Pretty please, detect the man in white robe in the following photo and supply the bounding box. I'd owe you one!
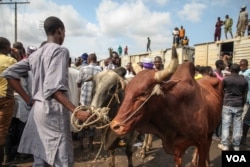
[1,16,90,167]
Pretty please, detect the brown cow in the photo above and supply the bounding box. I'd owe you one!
[110,47,223,167]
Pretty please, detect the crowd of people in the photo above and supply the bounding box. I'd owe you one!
[1,11,250,167]
[194,57,250,151]
[0,20,174,165]
[214,5,249,41]
[172,25,189,47]
[0,16,91,167]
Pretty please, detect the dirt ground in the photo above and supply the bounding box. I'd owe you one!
[9,131,250,167]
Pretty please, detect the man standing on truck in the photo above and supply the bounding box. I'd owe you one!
[236,5,248,37]
[214,17,224,41]
[224,15,233,39]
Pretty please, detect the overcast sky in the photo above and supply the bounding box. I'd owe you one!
[0,0,249,60]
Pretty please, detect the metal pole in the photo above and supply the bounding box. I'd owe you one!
[0,1,30,42]
[15,2,17,42]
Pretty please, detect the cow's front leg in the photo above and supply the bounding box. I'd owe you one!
[109,150,115,167]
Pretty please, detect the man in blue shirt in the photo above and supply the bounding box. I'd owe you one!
[239,59,250,145]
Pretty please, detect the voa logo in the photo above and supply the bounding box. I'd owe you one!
[226,155,247,162]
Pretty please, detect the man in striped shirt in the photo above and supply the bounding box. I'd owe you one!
[76,53,102,150]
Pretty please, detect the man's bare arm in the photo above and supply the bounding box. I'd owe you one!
[52,91,90,121]
[7,78,31,105]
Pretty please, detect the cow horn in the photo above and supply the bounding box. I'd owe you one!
[154,46,179,82]
[119,76,126,90]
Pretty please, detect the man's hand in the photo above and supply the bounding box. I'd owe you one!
[75,110,91,122]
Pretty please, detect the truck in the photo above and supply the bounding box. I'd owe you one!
[119,46,195,68]
[194,36,250,68]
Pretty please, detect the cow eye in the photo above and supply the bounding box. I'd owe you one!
[108,84,117,94]
[136,91,149,101]
[141,92,147,97]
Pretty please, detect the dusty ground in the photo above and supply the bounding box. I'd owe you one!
[9,131,250,167]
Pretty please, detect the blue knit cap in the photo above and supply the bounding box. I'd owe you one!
[81,53,88,60]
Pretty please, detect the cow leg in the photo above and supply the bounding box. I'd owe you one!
[136,134,148,158]
[174,156,183,167]
[125,145,133,167]
[173,149,185,167]
[190,147,198,167]
[170,138,194,167]
[172,144,185,167]
[197,140,209,167]
[146,134,153,152]
[190,148,209,167]
[205,135,213,167]
[189,133,213,167]
[125,130,137,167]
[109,150,115,167]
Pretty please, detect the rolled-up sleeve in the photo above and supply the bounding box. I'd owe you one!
[43,47,69,100]
[1,58,30,79]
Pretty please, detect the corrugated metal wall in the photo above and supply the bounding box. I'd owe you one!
[99,46,195,69]
[233,38,250,64]
[207,43,221,68]
[194,42,220,68]
[194,44,208,66]
[194,38,250,68]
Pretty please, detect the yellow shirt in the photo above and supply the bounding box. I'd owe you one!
[194,73,203,80]
[182,39,189,45]
[0,54,17,97]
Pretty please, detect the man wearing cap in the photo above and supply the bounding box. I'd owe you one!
[142,58,154,69]
[236,5,248,37]
[81,53,88,66]
[26,46,37,57]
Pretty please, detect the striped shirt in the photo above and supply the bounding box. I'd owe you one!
[76,63,102,105]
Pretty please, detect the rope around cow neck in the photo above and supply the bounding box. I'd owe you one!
[70,83,121,131]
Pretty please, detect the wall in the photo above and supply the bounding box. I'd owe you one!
[194,37,250,69]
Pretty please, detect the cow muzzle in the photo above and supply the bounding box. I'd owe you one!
[110,120,128,136]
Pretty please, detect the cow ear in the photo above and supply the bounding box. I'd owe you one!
[161,79,180,91]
